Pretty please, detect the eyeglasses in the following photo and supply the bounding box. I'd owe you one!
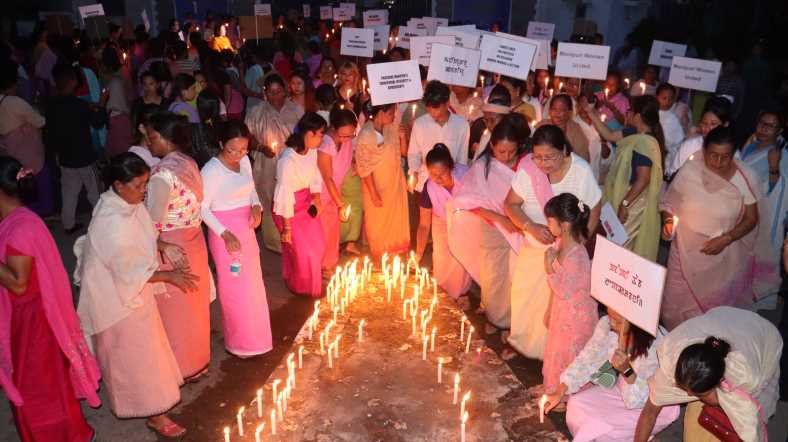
[532,153,562,163]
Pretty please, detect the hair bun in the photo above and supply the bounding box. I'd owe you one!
[703,336,731,358]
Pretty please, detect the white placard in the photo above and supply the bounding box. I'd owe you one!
[600,203,629,246]
[141,9,150,32]
[668,56,721,93]
[410,35,454,66]
[526,21,555,41]
[302,4,311,18]
[591,236,666,336]
[363,9,388,27]
[320,6,332,20]
[339,2,356,16]
[446,24,477,32]
[648,40,687,68]
[554,42,611,81]
[422,17,448,36]
[78,4,105,19]
[371,25,390,51]
[367,60,424,106]
[333,7,352,22]
[427,43,481,88]
[254,3,272,16]
[479,33,537,80]
[495,32,550,71]
[396,26,428,49]
[340,27,374,58]
[436,26,480,49]
[407,18,429,34]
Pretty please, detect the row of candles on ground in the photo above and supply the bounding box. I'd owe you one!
[222,252,479,440]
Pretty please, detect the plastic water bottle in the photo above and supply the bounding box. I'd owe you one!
[230,253,242,277]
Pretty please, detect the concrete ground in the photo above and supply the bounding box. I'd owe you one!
[0,207,786,441]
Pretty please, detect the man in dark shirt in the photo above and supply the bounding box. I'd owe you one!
[45,63,107,233]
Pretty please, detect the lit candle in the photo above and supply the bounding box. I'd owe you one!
[460,391,471,419]
[387,281,392,302]
[539,394,548,424]
[224,426,230,442]
[604,87,609,100]
[334,334,341,357]
[461,411,468,442]
[346,89,352,102]
[438,357,444,383]
[465,326,474,353]
[342,203,352,221]
[362,79,367,91]
[277,393,283,419]
[298,345,304,368]
[549,88,554,97]
[453,373,460,404]
[257,388,264,417]
[601,114,607,122]
[543,77,549,90]
[473,91,478,98]
[319,331,325,354]
[432,277,437,299]
[271,141,278,155]
[270,409,277,435]
[358,319,365,343]
[272,379,280,403]
[328,343,333,368]
[559,81,563,92]
[671,215,679,240]
[411,312,417,336]
[430,327,437,351]
[325,33,329,39]
[468,105,474,120]
[403,299,410,320]
[422,334,429,360]
[255,423,264,442]
[480,74,485,86]
[624,78,630,88]
[460,315,466,341]
[237,406,245,436]
[639,81,646,95]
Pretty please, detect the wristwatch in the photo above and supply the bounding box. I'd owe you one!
[622,366,635,378]
[621,199,631,208]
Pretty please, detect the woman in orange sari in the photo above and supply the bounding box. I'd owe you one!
[356,101,410,258]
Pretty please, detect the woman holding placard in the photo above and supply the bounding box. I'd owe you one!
[584,95,665,261]
[542,309,679,441]
[660,127,759,330]
[634,307,780,442]
[503,125,601,360]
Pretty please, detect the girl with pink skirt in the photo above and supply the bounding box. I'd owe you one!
[273,113,328,297]
[201,121,272,357]
[317,108,357,273]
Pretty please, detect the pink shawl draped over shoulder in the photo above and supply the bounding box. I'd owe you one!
[426,165,469,219]
[0,208,101,407]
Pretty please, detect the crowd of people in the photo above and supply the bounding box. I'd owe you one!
[0,7,786,442]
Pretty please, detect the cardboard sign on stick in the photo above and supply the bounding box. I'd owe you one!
[495,32,550,71]
[302,4,311,18]
[591,236,666,336]
[396,26,428,49]
[668,56,721,93]
[427,43,481,88]
[436,26,480,49]
[554,42,611,81]
[254,3,272,16]
[367,60,424,106]
[363,10,388,27]
[371,25,391,52]
[320,6,332,20]
[340,27,374,58]
[648,40,687,68]
[479,33,537,80]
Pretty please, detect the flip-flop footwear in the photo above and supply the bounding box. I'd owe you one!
[146,420,186,439]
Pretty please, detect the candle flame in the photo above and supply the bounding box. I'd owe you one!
[407,172,416,192]
[601,114,607,122]
[342,204,352,220]
[462,411,469,423]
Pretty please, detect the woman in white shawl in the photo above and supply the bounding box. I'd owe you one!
[635,307,782,442]
[75,153,198,438]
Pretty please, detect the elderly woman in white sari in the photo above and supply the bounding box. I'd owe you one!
[75,153,198,438]
[635,307,782,442]
[245,73,305,253]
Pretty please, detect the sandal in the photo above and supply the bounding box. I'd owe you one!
[146,420,186,438]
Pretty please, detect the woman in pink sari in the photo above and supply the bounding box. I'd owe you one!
[145,112,213,379]
[660,127,760,330]
[201,121,272,357]
[415,144,472,299]
[273,113,327,297]
[0,156,101,441]
[450,115,527,334]
[317,108,358,273]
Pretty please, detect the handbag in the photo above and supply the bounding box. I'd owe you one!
[697,405,743,442]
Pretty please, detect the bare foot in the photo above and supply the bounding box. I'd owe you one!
[344,242,361,255]
[146,414,186,438]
